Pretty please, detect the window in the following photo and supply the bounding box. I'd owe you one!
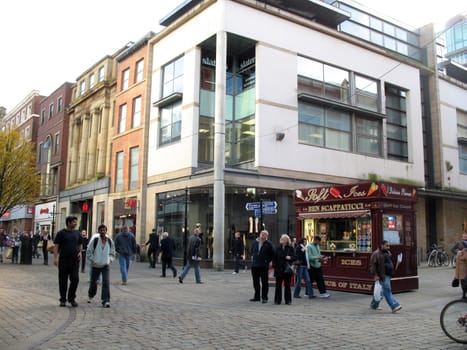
[385,84,408,161]
[89,73,95,88]
[162,56,184,97]
[355,75,379,112]
[57,97,63,112]
[79,81,86,95]
[54,133,60,155]
[160,101,182,145]
[115,152,124,192]
[383,214,403,244]
[41,110,45,125]
[132,96,142,128]
[129,147,139,190]
[457,109,467,174]
[49,103,54,119]
[118,104,127,133]
[98,66,105,82]
[459,143,467,174]
[135,59,144,83]
[25,126,31,139]
[122,69,130,90]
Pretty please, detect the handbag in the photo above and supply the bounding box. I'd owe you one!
[47,240,55,252]
[452,278,460,287]
[373,280,382,302]
[5,247,13,259]
[284,262,294,275]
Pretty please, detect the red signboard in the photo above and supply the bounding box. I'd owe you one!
[124,198,137,209]
[40,208,49,214]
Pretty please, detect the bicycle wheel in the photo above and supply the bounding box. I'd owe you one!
[440,299,467,344]
[452,255,457,268]
[442,252,450,267]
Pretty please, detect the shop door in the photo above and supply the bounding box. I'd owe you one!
[403,215,416,274]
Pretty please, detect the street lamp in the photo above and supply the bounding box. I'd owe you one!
[183,187,189,266]
[50,204,56,239]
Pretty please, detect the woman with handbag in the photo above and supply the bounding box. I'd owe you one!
[41,231,52,265]
[273,234,296,305]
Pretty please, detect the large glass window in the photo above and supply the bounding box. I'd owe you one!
[459,143,467,174]
[115,152,123,192]
[129,147,139,190]
[160,101,182,145]
[98,66,105,82]
[162,56,184,98]
[132,96,142,128]
[385,84,408,161]
[119,104,127,134]
[79,81,86,95]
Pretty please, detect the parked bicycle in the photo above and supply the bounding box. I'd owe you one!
[440,298,467,344]
[427,244,450,267]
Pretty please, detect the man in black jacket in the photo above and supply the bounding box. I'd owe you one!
[231,231,245,274]
[145,229,160,268]
[160,232,177,278]
[178,228,203,284]
[250,230,274,303]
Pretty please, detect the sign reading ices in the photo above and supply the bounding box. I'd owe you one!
[295,182,416,204]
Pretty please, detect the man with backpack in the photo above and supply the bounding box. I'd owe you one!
[87,224,115,308]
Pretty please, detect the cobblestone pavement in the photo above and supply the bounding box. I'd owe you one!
[0,257,466,350]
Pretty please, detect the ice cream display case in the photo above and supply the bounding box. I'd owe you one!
[295,182,418,294]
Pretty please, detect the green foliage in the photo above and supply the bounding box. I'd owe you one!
[0,129,40,216]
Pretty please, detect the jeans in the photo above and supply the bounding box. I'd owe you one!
[119,254,131,282]
[88,265,110,303]
[370,275,400,310]
[294,265,314,297]
[179,261,201,283]
[58,257,80,302]
[251,266,269,301]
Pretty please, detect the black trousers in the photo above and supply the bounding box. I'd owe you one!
[58,257,80,302]
[42,244,48,264]
[81,251,86,272]
[274,273,293,304]
[251,266,269,301]
[308,266,327,294]
[147,249,158,268]
[161,256,177,277]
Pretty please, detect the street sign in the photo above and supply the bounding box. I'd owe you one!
[246,201,277,211]
[262,201,277,209]
[245,202,261,210]
[254,208,277,217]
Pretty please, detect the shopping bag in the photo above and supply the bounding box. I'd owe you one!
[6,247,13,259]
[47,240,55,252]
[373,280,382,302]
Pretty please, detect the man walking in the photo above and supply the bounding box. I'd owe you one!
[87,224,115,308]
[178,228,203,284]
[145,228,160,269]
[370,240,402,312]
[160,232,177,278]
[307,236,330,298]
[250,230,274,303]
[53,216,83,307]
[232,231,245,274]
[115,226,137,286]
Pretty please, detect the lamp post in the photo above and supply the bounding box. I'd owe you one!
[51,204,56,239]
[183,187,188,266]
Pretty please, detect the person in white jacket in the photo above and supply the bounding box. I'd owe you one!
[86,225,115,308]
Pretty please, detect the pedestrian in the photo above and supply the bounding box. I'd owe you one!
[0,229,6,263]
[250,230,275,304]
[273,234,296,305]
[369,240,402,312]
[86,224,115,308]
[307,235,330,298]
[178,228,203,284]
[41,230,52,265]
[160,232,177,278]
[232,231,245,274]
[453,233,467,298]
[145,228,160,268]
[115,225,137,286]
[80,230,89,273]
[11,229,21,264]
[32,230,40,258]
[53,216,83,307]
[294,238,314,299]
[20,231,33,264]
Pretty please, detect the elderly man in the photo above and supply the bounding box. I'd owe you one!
[160,232,177,278]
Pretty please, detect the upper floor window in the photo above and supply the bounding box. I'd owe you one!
[135,59,144,83]
[54,133,60,155]
[118,104,127,133]
[98,66,105,82]
[57,97,63,112]
[49,103,54,119]
[129,147,139,190]
[122,69,130,90]
[457,109,467,174]
[89,73,95,89]
[115,152,124,192]
[79,81,86,95]
[132,96,142,128]
[162,56,184,98]
[160,101,182,145]
[385,84,408,162]
[41,110,46,125]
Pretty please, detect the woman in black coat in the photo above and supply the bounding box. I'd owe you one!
[273,234,296,305]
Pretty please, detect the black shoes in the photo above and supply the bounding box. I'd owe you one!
[178,277,183,284]
[160,275,166,278]
[173,270,177,278]
[249,298,260,302]
[59,301,66,307]
[70,300,78,307]
[262,299,268,304]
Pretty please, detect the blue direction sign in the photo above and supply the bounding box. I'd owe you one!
[254,207,277,217]
[262,201,277,209]
[246,201,278,211]
[245,202,261,210]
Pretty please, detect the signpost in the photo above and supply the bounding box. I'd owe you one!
[246,201,278,217]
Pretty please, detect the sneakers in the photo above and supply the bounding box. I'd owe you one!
[319,293,330,298]
[392,305,402,313]
[232,272,238,275]
[103,302,110,308]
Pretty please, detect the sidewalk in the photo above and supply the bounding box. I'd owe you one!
[0,257,465,350]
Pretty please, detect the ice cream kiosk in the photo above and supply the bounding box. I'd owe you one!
[295,182,418,294]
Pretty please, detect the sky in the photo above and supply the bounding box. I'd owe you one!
[0,0,465,113]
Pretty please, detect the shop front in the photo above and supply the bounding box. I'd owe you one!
[295,182,418,294]
[34,201,57,236]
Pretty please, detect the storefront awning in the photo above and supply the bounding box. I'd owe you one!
[298,210,370,219]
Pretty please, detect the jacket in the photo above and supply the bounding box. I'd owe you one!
[115,231,137,256]
[187,234,201,262]
[370,248,394,279]
[295,244,307,267]
[232,238,244,256]
[273,244,296,277]
[307,243,322,268]
[87,235,115,268]
[251,239,274,268]
[160,237,176,259]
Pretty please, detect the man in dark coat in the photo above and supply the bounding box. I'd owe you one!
[250,230,274,303]
[178,228,203,284]
[160,232,177,278]
[145,229,160,268]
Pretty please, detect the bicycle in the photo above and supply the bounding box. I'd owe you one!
[427,244,450,267]
[440,299,467,344]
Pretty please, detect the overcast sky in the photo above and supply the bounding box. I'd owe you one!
[0,0,465,112]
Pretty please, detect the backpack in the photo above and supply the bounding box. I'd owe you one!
[91,236,112,251]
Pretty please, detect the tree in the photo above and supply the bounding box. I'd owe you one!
[0,129,40,217]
